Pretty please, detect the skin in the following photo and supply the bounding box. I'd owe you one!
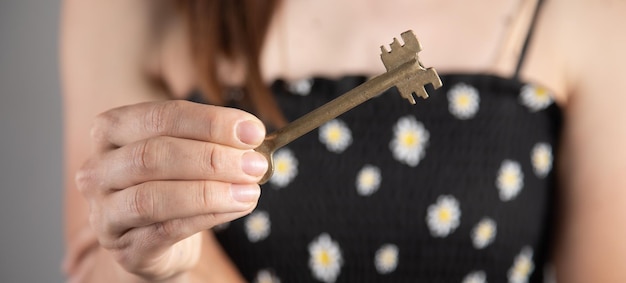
[62,0,626,282]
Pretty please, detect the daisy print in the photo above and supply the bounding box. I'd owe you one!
[462,270,487,283]
[254,269,281,283]
[319,119,352,153]
[520,84,553,111]
[508,247,535,283]
[426,195,461,237]
[245,211,271,242]
[309,233,343,283]
[374,244,399,274]
[287,78,314,96]
[390,116,429,167]
[496,160,524,201]
[471,218,497,249]
[269,148,298,188]
[447,83,480,119]
[356,165,382,196]
[531,143,553,178]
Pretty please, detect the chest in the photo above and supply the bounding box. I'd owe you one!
[159,0,566,104]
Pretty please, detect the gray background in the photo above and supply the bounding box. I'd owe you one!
[0,0,65,282]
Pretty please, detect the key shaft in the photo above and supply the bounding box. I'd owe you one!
[257,57,432,184]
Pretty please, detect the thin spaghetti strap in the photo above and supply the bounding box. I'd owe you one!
[513,0,545,78]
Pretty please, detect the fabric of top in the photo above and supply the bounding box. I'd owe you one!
[211,72,562,282]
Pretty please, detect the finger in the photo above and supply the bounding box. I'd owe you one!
[107,210,253,271]
[94,136,268,190]
[91,100,265,151]
[143,210,254,247]
[104,181,260,234]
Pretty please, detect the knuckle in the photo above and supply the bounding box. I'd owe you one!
[75,160,100,195]
[205,111,223,143]
[146,101,182,135]
[152,221,181,242]
[88,205,112,236]
[130,138,162,175]
[89,212,116,248]
[199,143,223,175]
[90,111,117,146]
[128,185,156,222]
[195,181,216,210]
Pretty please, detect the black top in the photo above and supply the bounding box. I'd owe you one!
[211,72,562,283]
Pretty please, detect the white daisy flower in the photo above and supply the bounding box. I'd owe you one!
[319,119,352,153]
[356,165,382,196]
[447,83,480,119]
[531,143,553,178]
[462,270,487,283]
[508,247,535,283]
[374,244,399,274]
[426,195,461,237]
[309,233,343,283]
[269,148,298,188]
[496,160,524,201]
[287,78,314,96]
[245,211,270,242]
[390,116,429,167]
[254,269,281,283]
[471,218,497,249]
[520,84,553,111]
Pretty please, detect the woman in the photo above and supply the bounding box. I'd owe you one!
[62,0,626,282]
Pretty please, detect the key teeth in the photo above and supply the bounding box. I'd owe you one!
[400,30,423,53]
[390,38,402,50]
[381,30,423,71]
[396,67,441,105]
[384,31,422,53]
[426,68,443,90]
[404,93,417,105]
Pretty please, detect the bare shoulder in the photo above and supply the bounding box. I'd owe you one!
[543,2,626,281]
[61,0,180,103]
[553,0,626,75]
[520,0,626,104]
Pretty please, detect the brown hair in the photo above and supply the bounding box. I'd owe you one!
[176,0,286,127]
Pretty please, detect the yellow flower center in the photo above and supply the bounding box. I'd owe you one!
[317,250,332,266]
[477,224,493,240]
[438,208,451,223]
[503,172,518,186]
[401,132,419,147]
[533,152,549,168]
[276,160,289,174]
[534,87,548,99]
[380,250,396,266]
[250,218,265,232]
[456,94,471,108]
[360,173,375,186]
[327,127,342,143]
[514,259,531,276]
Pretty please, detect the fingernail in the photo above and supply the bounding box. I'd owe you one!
[231,184,260,203]
[236,120,265,145]
[242,151,268,177]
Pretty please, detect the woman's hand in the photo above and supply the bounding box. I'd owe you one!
[75,100,267,281]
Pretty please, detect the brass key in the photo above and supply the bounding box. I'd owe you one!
[256,30,442,184]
